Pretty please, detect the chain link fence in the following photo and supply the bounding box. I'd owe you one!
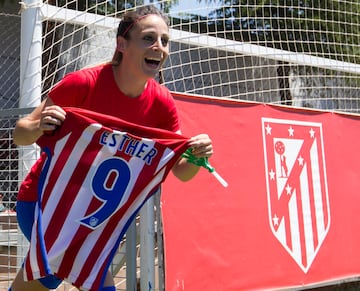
[0,12,21,211]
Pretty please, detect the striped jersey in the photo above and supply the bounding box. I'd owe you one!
[23,107,190,290]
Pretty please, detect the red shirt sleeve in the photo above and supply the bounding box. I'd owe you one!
[48,71,90,107]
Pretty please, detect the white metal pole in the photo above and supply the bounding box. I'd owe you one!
[19,0,42,180]
[18,0,42,268]
[20,0,42,111]
[126,220,138,291]
[140,192,157,291]
[155,191,165,291]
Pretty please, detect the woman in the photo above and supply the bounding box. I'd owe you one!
[10,4,213,291]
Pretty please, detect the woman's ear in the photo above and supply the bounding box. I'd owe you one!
[116,36,127,52]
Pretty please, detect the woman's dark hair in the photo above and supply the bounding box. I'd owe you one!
[112,5,169,65]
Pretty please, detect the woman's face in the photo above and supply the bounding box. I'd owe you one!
[119,14,170,79]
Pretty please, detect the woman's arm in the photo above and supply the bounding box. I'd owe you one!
[13,98,66,146]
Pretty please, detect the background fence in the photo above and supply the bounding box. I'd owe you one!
[0,0,359,289]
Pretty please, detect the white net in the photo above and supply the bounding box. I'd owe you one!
[0,0,359,290]
[39,0,360,113]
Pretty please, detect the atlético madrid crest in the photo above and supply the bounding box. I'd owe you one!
[262,117,330,273]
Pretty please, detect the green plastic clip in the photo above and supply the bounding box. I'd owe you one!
[182,148,228,187]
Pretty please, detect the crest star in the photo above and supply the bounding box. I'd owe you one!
[285,184,292,195]
[298,156,304,165]
[288,126,294,136]
[265,124,272,135]
[273,214,279,226]
[269,169,275,180]
[309,128,315,138]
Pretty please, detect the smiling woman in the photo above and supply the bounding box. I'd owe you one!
[112,5,170,71]
[10,4,214,291]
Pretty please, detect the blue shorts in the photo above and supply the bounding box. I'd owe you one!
[16,201,63,289]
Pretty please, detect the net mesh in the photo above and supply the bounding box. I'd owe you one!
[0,0,360,290]
[38,0,360,112]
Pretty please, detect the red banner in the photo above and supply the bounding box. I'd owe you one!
[162,93,360,291]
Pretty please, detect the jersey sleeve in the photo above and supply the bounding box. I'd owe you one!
[48,70,90,107]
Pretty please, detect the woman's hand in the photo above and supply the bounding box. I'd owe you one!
[172,133,213,182]
[39,105,66,133]
[188,133,213,158]
[13,99,66,146]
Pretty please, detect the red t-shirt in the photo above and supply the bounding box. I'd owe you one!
[49,64,179,131]
[18,64,180,202]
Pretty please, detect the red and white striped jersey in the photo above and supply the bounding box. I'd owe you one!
[23,107,190,291]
